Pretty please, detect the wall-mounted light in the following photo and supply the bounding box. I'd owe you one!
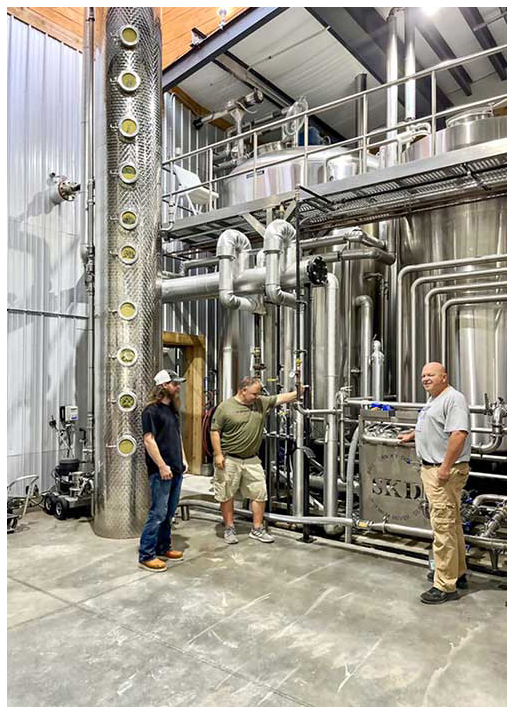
[217,6,229,28]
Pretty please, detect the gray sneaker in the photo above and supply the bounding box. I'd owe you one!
[249,526,275,543]
[224,526,239,544]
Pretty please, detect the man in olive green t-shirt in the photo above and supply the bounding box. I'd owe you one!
[211,376,301,544]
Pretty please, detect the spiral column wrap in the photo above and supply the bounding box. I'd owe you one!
[93,8,162,537]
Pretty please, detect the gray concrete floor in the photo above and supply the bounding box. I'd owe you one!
[7,476,507,707]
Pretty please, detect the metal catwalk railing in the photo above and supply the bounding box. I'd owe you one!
[162,44,507,213]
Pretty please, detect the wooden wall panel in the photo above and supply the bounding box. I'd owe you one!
[7,7,248,65]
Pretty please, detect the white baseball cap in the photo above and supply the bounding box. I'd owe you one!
[153,369,186,385]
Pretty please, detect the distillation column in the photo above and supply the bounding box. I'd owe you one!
[93,8,162,537]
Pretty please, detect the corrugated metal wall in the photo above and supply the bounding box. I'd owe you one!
[7,18,225,493]
[7,15,86,494]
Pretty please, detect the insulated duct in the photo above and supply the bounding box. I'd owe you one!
[93,8,162,538]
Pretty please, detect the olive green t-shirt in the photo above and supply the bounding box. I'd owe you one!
[210,395,278,458]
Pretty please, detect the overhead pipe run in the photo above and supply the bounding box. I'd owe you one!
[300,227,386,252]
[160,257,325,303]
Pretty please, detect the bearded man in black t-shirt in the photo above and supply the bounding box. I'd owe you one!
[138,369,188,572]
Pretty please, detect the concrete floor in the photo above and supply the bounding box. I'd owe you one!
[7,476,507,707]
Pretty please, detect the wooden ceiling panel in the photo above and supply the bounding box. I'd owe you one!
[7,6,248,66]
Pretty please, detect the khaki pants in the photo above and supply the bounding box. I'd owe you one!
[420,463,469,592]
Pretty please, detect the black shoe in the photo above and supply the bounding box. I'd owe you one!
[426,571,468,589]
[420,586,460,604]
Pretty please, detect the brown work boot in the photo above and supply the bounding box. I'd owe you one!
[157,550,184,561]
[138,558,167,572]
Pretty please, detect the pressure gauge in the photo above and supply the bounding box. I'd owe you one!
[119,244,137,265]
[116,345,138,366]
[117,70,141,93]
[118,300,138,321]
[117,390,137,413]
[118,117,139,139]
[119,163,138,184]
[117,435,137,457]
[119,25,140,48]
[119,209,138,230]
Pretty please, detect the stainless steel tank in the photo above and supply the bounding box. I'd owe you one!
[224,142,369,205]
[93,8,162,537]
[399,108,507,446]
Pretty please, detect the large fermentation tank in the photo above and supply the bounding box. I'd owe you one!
[399,108,506,446]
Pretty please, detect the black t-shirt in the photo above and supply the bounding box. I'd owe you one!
[141,402,183,476]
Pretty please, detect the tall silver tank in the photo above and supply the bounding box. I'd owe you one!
[398,108,507,445]
[93,8,162,537]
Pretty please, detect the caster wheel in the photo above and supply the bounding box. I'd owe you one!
[43,494,56,515]
[54,498,68,520]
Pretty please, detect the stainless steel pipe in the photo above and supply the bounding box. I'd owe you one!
[263,219,297,308]
[396,254,507,400]
[404,7,416,121]
[324,274,341,534]
[217,229,260,313]
[371,340,385,401]
[420,279,507,378]
[355,295,373,399]
[441,294,507,366]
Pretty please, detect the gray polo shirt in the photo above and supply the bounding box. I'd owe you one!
[415,386,471,464]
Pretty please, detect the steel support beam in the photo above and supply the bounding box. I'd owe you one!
[460,7,507,81]
[415,16,473,96]
[162,7,287,90]
[310,7,452,115]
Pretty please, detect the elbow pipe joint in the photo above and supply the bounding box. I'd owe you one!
[217,229,258,313]
[263,219,297,307]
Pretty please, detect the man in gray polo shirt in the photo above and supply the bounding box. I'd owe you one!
[399,362,471,604]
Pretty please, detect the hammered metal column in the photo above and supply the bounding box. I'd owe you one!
[93,8,162,537]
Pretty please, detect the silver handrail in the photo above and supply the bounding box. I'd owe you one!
[162,44,506,207]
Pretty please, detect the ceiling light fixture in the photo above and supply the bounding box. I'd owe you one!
[217,7,229,28]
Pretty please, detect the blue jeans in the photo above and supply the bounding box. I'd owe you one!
[138,471,183,562]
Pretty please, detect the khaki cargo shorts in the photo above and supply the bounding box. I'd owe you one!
[214,455,267,503]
